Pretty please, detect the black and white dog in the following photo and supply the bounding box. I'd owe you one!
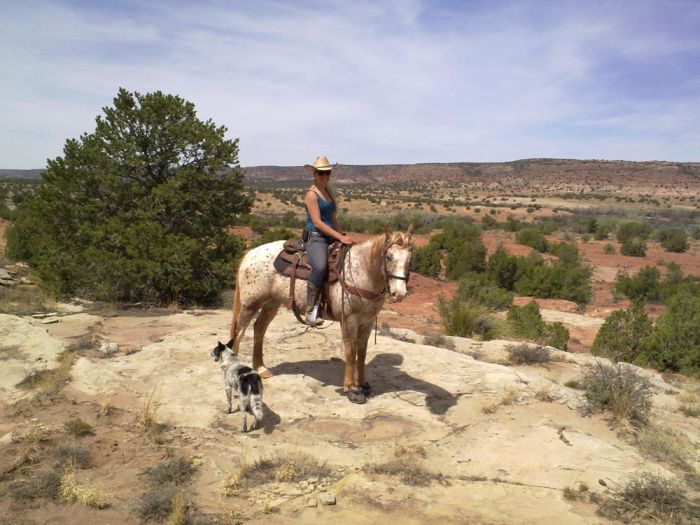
[212,340,264,432]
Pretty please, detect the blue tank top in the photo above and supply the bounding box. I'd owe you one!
[305,189,336,233]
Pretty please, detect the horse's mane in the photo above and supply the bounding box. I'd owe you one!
[368,231,412,261]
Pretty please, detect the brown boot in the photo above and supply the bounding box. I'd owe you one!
[305,283,324,327]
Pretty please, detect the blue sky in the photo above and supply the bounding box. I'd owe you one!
[1,0,699,168]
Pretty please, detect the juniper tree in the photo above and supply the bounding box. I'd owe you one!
[7,88,251,304]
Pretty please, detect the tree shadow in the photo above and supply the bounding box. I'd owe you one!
[270,352,456,415]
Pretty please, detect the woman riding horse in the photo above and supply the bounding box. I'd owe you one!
[303,156,353,326]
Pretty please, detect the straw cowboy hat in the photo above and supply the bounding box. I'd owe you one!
[304,156,336,172]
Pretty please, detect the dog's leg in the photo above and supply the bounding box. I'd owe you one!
[240,397,248,433]
[226,387,232,414]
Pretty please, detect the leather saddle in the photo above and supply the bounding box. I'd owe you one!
[273,239,344,283]
[273,239,349,325]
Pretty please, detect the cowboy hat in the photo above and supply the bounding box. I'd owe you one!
[304,156,336,172]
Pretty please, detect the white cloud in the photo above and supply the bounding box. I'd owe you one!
[1,0,699,168]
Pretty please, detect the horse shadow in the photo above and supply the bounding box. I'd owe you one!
[270,352,457,415]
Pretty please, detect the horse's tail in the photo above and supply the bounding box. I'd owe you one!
[229,270,242,347]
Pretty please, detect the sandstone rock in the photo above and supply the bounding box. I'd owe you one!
[99,343,119,357]
[319,492,336,506]
[306,498,318,507]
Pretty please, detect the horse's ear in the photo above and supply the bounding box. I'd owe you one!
[406,223,414,237]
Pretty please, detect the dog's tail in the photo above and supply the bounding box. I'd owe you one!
[229,270,242,349]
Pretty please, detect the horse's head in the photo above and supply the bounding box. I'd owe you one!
[383,227,413,302]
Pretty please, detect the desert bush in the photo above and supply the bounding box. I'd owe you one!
[506,343,551,365]
[620,239,647,257]
[251,227,295,248]
[144,458,198,486]
[581,363,652,426]
[411,245,442,277]
[639,290,700,377]
[63,417,94,437]
[452,272,513,310]
[422,333,455,350]
[9,468,63,503]
[603,243,615,254]
[438,297,502,340]
[515,227,549,252]
[597,473,693,524]
[486,246,520,291]
[136,485,179,521]
[6,88,251,305]
[506,301,569,350]
[445,238,487,279]
[636,424,694,471]
[614,266,661,302]
[592,303,653,363]
[617,220,652,242]
[514,260,592,305]
[55,446,92,469]
[657,228,689,253]
[549,242,580,265]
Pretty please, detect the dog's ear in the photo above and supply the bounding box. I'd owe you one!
[226,339,234,349]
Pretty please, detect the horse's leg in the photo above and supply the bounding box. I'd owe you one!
[252,302,279,379]
[342,318,366,403]
[231,305,257,356]
[355,322,374,396]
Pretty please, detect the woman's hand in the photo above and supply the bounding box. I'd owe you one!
[338,234,353,245]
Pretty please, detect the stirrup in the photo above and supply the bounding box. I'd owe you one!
[306,304,324,327]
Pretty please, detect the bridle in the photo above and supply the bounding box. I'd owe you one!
[341,239,412,301]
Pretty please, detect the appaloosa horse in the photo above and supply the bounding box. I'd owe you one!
[229,229,413,404]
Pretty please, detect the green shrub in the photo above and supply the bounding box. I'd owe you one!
[614,267,661,302]
[486,246,520,290]
[658,228,689,253]
[515,228,548,252]
[592,303,653,363]
[507,301,569,350]
[620,239,647,257]
[603,243,615,254]
[617,221,652,242]
[438,297,501,340]
[411,245,442,277]
[639,291,700,376]
[251,228,295,247]
[549,242,579,265]
[445,239,487,279]
[453,272,513,310]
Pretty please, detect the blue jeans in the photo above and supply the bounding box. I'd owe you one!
[307,234,332,289]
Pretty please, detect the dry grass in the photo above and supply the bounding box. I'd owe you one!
[365,457,444,486]
[636,424,694,472]
[99,398,114,416]
[422,333,456,350]
[506,343,551,365]
[55,446,92,469]
[17,350,77,399]
[59,468,108,508]
[394,443,427,459]
[482,388,519,414]
[535,385,558,402]
[139,387,165,442]
[166,491,189,525]
[678,391,699,418]
[563,481,590,500]
[221,451,331,496]
[135,485,178,522]
[0,284,56,315]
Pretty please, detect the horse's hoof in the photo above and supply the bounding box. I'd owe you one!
[347,388,367,404]
[360,382,372,397]
[257,367,273,379]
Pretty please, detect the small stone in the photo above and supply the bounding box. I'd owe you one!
[99,343,119,356]
[306,498,318,507]
[319,492,336,506]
